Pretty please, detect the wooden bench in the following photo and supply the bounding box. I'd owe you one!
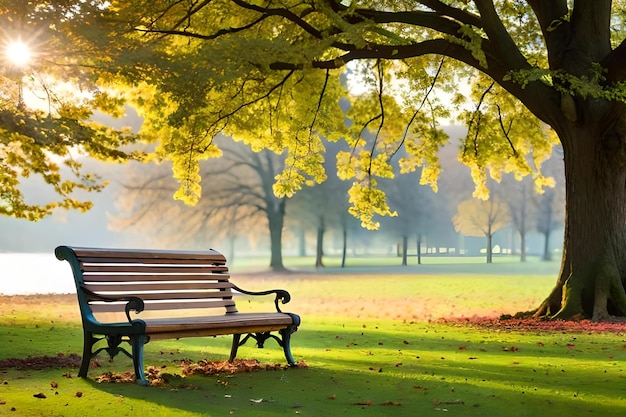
[55,245,300,385]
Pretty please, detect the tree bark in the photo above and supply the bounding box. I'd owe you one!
[341,226,347,268]
[417,234,422,265]
[315,215,325,268]
[401,235,408,266]
[535,122,626,320]
[519,231,526,263]
[486,232,493,264]
[268,198,286,271]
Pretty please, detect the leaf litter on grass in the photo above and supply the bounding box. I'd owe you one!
[92,358,309,386]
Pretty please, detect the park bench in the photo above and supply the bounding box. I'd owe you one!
[55,245,300,385]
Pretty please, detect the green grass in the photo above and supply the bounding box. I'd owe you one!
[1,266,625,417]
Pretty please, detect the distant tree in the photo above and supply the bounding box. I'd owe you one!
[287,140,351,267]
[383,168,442,266]
[533,150,566,261]
[453,197,511,263]
[111,138,288,270]
[500,177,535,262]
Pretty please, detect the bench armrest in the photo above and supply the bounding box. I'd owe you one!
[80,285,145,322]
[231,284,291,313]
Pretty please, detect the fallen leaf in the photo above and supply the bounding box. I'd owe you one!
[353,400,372,406]
[33,393,46,399]
[75,392,83,398]
[50,381,58,389]
[328,395,336,400]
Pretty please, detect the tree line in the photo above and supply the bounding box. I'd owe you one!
[110,129,565,269]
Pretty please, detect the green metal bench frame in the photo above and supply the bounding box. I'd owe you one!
[55,245,300,385]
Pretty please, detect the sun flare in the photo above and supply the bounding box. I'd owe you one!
[5,40,32,67]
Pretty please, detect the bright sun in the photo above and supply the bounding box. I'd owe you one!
[5,40,32,67]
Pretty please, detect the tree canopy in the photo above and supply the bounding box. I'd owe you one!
[61,0,569,229]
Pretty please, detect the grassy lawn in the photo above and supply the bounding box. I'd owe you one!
[1,262,625,416]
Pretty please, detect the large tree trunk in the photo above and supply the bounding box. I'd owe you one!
[535,122,626,321]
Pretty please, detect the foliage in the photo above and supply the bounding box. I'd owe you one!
[110,137,283,252]
[5,1,626,319]
[0,0,144,220]
[61,0,579,230]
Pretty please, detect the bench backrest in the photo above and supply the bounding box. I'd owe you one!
[55,246,237,321]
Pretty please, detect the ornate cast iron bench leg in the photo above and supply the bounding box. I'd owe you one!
[131,335,150,386]
[79,330,96,378]
[229,334,242,363]
[281,324,297,366]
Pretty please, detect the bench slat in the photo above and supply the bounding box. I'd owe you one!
[89,299,237,313]
[71,248,226,263]
[80,265,228,274]
[81,273,231,282]
[85,291,235,301]
[83,282,234,292]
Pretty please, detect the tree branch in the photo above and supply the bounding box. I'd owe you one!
[601,39,626,83]
[391,57,445,160]
[496,104,518,157]
[367,59,386,177]
[230,0,323,39]
[473,0,529,70]
[135,14,269,40]
[350,9,475,37]
[212,70,295,131]
[464,81,495,158]
[418,0,482,27]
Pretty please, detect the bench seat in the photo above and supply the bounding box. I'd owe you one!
[141,312,298,338]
